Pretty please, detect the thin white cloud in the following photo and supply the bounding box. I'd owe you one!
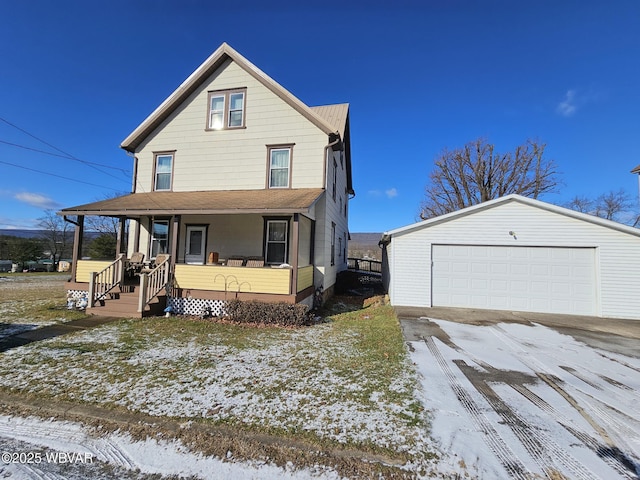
[385,188,398,199]
[556,89,577,117]
[14,192,61,209]
[368,189,382,197]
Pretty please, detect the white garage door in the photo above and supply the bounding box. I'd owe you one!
[432,245,597,315]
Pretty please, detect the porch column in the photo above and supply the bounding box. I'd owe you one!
[171,215,180,270]
[133,218,141,253]
[70,215,84,282]
[290,213,300,295]
[116,216,126,256]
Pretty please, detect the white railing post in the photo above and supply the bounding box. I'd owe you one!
[138,273,148,313]
[88,272,97,307]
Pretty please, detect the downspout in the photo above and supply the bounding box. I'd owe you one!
[322,134,341,191]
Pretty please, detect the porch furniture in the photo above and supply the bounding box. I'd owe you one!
[227,257,245,267]
[126,252,146,275]
[140,253,170,274]
[246,257,265,268]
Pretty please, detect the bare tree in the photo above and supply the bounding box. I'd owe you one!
[419,138,561,219]
[593,189,633,221]
[37,210,72,270]
[566,189,636,224]
[563,195,594,214]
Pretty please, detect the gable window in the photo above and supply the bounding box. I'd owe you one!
[207,89,246,130]
[265,220,288,264]
[154,153,174,191]
[268,145,292,188]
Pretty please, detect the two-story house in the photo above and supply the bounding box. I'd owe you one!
[59,42,353,317]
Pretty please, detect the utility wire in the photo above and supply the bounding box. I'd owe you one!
[0,116,130,182]
[0,139,130,174]
[0,159,122,191]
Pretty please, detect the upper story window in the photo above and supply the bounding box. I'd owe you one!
[154,152,174,191]
[268,145,292,188]
[207,88,246,130]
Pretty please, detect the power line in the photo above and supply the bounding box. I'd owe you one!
[0,159,122,191]
[0,116,130,182]
[0,139,130,174]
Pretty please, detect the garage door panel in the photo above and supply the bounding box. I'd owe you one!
[432,245,597,315]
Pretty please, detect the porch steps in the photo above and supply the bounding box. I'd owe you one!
[86,286,167,319]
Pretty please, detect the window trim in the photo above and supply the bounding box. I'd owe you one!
[330,222,336,266]
[266,144,294,189]
[206,88,247,131]
[150,218,170,260]
[152,151,175,191]
[263,217,290,265]
[332,158,337,201]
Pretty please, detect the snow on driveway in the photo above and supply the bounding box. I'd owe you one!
[408,318,640,479]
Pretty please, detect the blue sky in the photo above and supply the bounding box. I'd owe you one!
[1,0,639,233]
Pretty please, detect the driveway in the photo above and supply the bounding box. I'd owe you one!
[398,307,640,479]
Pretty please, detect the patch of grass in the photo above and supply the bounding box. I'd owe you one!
[0,290,432,472]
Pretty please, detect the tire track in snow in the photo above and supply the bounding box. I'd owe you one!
[455,360,601,480]
[512,384,638,479]
[422,335,530,479]
[487,326,640,478]
[0,416,137,470]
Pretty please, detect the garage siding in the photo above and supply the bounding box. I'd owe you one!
[386,200,640,320]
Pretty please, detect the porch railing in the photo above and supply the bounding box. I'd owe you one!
[88,254,125,307]
[138,255,171,312]
[347,257,382,274]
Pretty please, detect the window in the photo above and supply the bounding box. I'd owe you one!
[331,222,336,266]
[150,220,169,258]
[154,153,173,191]
[268,146,291,188]
[332,158,337,201]
[265,220,288,264]
[343,232,347,262]
[207,89,246,130]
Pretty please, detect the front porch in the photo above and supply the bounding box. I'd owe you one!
[60,189,325,317]
[68,259,315,318]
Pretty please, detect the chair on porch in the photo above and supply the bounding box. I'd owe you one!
[126,252,146,275]
[245,257,265,268]
[227,257,245,267]
[140,253,170,274]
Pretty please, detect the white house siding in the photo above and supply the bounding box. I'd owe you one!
[315,149,349,291]
[135,59,328,192]
[387,200,640,320]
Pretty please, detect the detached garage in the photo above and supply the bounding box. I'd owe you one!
[380,194,640,320]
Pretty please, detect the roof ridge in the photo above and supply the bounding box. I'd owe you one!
[121,43,338,151]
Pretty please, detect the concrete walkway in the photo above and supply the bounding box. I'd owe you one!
[0,316,120,352]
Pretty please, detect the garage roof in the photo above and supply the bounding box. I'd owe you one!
[381,194,640,241]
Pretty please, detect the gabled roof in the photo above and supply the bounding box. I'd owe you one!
[121,42,340,152]
[59,188,324,217]
[381,194,640,241]
[311,104,349,139]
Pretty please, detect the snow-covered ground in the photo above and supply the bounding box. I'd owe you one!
[409,318,640,479]
[0,415,342,479]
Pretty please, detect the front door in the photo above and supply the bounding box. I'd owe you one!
[185,226,207,264]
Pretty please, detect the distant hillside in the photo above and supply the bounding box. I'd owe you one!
[0,229,45,239]
[0,229,101,239]
[349,232,382,260]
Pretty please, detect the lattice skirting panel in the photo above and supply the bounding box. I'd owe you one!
[67,290,88,299]
[168,297,227,317]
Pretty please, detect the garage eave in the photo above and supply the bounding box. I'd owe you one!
[383,194,640,239]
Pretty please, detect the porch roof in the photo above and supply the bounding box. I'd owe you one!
[58,188,324,217]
